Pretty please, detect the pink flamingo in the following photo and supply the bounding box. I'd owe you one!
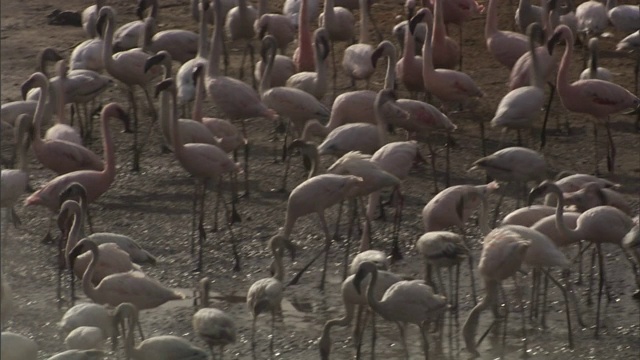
[225,0,258,85]
[44,60,82,145]
[25,103,131,241]
[98,6,162,172]
[69,239,184,310]
[396,0,425,97]
[112,0,159,53]
[529,180,635,337]
[155,78,241,272]
[206,0,278,197]
[319,0,355,95]
[255,0,295,55]
[485,0,529,69]
[286,27,331,100]
[143,18,199,65]
[21,72,103,175]
[431,0,460,70]
[341,0,375,89]
[283,174,365,290]
[548,24,640,174]
[292,0,316,72]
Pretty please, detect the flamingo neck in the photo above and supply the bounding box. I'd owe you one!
[485,0,499,38]
[148,0,159,19]
[258,0,268,16]
[101,105,116,179]
[32,77,49,147]
[529,41,543,90]
[589,44,599,78]
[15,119,29,172]
[159,83,172,145]
[57,71,67,126]
[365,267,383,316]
[259,45,275,95]
[169,86,184,156]
[383,45,397,90]
[102,14,116,77]
[556,29,573,99]
[550,184,580,241]
[65,204,83,266]
[192,72,205,122]
[82,244,100,305]
[359,0,370,45]
[196,1,209,59]
[374,99,390,146]
[324,0,336,17]
[272,241,285,282]
[433,0,446,44]
[402,22,416,62]
[462,279,499,355]
[207,0,224,79]
[422,25,435,78]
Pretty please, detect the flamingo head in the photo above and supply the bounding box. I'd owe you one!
[528,180,556,206]
[352,261,378,295]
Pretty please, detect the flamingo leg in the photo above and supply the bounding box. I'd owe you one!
[191,178,199,256]
[541,269,549,328]
[251,317,257,355]
[604,120,616,173]
[127,87,141,172]
[217,178,241,271]
[425,140,439,193]
[461,230,478,306]
[270,311,275,357]
[593,123,600,175]
[390,188,404,260]
[195,178,207,272]
[420,323,429,360]
[342,199,357,281]
[539,82,556,149]
[458,24,463,71]
[333,200,344,241]
[318,211,332,291]
[542,269,574,349]
[595,243,605,338]
[331,41,337,98]
[354,305,364,357]
[397,322,409,359]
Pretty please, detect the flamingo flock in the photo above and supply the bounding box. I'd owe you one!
[1,0,639,359]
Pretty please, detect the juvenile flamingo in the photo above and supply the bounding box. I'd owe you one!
[548,25,640,174]
[193,277,236,357]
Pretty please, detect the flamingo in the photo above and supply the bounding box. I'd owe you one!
[528,180,635,337]
[176,0,211,115]
[205,0,279,197]
[69,239,185,310]
[461,227,531,357]
[155,78,241,272]
[485,0,529,69]
[335,0,382,41]
[579,37,612,81]
[190,0,238,25]
[254,43,296,89]
[1,332,38,360]
[607,1,640,33]
[70,19,106,73]
[293,0,317,72]
[615,30,639,96]
[416,231,468,309]
[576,0,609,40]
[431,0,461,70]
[548,24,640,174]
[59,303,112,342]
[97,6,162,172]
[470,146,547,226]
[44,60,83,145]
[246,234,291,355]
[59,200,141,301]
[145,51,217,152]
[64,326,105,351]
[113,302,208,360]
[112,0,159,53]
[255,0,295,55]
[280,174,365,289]
[192,277,236,357]
[25,103,130,241]
[1,114,30,228]
[286,27,331,100]
[141,18,199,65]
[563,182,632,215]
[392,0,427,56]
[192,63,250,194]
[318,256,401,359]
[341,0,375,89]
[318,0,355,95]
[515,0,544,33]
[284,0,320,27]
[353,261,448,359]
[491,23,546,148]
[415,8,485,154]
[396,0,425,97]
[81,0,104,39]
[225,0,258,85]
[21,72,103,175]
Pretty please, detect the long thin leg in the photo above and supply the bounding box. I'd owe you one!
[542,269,574,349]
[128,88,140,172]
[425,140,439,193]
[218,179,241,271]
[333,201,344,241]
[270,311,275,357]
[251,317,257,355]
[342,199,357,281]
[420,323,429,360]
[540,83,556,149]
[249,42,257,90]
[191,179,199,256]
[354,305,364,357]
[445,134,451,187]
[331,42,337,99]
[370,313,377,360]
[595,243,605,338]
[604,120,616,173]
[397,322,409,359]
[318,212,332,291]
[492,184,508,227]
[195,179,207,272]
[461,230,478,306]
[541,269,549,328]
[593,123,600,175]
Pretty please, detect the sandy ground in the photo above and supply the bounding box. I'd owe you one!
[1,0,639,359]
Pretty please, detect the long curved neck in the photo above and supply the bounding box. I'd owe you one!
[462,279,498,355]
[260,46,275,95]
[433,0,446,44]
[65,207,84,265]
[403,22,416,63]
[169,87,184,155]
[485,0,499,38]
[556,30,573,97]
[324,0,336,18]
[364,268,382,315]
[100,106,116,179]
[102,15,116,76]
[82,245,100,303]
[272,243,284,282]
[319,304,355,356]
[383,46,397,90]
[422,25,435,77]
[15,119,29,172]
[359,0,370,44]
[32,78,49,147]
[549,185,581,240]
[374,99,389,146]
[159,81,172,144]
[530,36,543,89]
[589,44,598,78]
[192,72,205,122]
[196,1,209,59]
[207,0,224,79]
